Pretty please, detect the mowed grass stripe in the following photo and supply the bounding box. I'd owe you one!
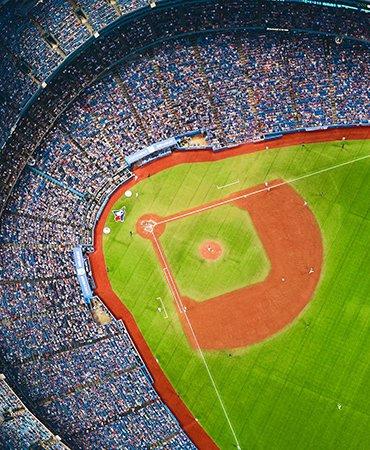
[104,140,370,449]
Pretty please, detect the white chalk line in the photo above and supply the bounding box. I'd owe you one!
[151,231,242,450]
[156,297,168,319]
[217,179,240,190]
[163,267,184,314]
[151,233,184,314]
[156,154,370,226]
[150,152,370,450]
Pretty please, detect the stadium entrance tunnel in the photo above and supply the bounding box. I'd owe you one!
[138,180,324,350]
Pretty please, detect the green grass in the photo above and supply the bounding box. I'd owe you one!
[104,140,370,450]
[160,204,270,300]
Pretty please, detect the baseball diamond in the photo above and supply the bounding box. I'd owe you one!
[91,131,370,449]
[0,1,369,449]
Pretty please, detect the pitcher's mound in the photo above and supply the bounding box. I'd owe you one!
[199,240,223,261]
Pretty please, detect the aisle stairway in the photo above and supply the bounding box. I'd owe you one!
[323,39,339,123]
[191,43,223,134]
[236,43,263,134]
[113,71,150,136]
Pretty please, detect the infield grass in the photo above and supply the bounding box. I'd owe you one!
[104,140,370,450]
[160,203,270,301]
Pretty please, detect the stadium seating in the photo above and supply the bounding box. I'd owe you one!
[0,375,66,449]
[0,0,368,207]
[78,0,119,31]
[0,0,368,148]
[0,0,368,447]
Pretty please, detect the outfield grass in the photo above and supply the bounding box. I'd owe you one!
[104,140,370,450]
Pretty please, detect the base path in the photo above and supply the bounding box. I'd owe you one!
[139,180,324,350]
[186,183,323,348]
[89,127,368,449]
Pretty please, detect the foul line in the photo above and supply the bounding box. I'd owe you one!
[151,231,242,450]
[151,234,185,314]
[156,154,370,226]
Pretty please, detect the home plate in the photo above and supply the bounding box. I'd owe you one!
[125,190,133,198]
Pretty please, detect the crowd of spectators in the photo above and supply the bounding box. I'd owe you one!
[0,230,194,448]
[78,0,119,31]
[0,0,368,149]
[32,0,91,55]
[0,375,67,449]
[0,49,38,147]
[0,246,74,283]
[5,169,89,226]
[0,7,63,80]
[0,0,368,211]
[34,126,120,196]
[0,2,368,448]
[82,401,193,449]
[0,145,194,446]
[197,35,257,142]
[0,212,80,246]
[0,0,149,150]
[28,33,369,170]
[0,279,80,320]
[332,43,369,122]
[14,333,140,401]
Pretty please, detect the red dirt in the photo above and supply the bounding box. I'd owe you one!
[186,183,322,349]
[143,180,323,350]
[89,126,369,449]
[136,213,166,239]
[199,241,223,261]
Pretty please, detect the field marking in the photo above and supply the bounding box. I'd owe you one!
[151,230,242,450]
[150,232,185,314]
[156,297,168,319]
[156,154,370,226]
[217,179,240,190]
[145,152,369,450]
[163,267,185,314]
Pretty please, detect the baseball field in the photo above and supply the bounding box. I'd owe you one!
[100,136,370,449]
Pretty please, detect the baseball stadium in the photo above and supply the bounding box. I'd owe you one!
[0,1,369,449]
